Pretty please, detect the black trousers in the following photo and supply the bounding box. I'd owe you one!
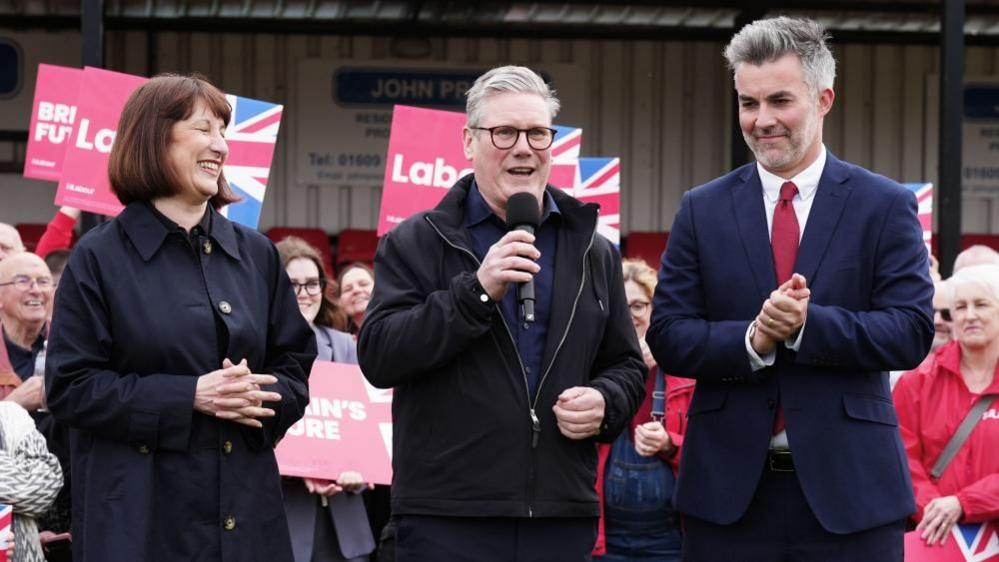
[682,467,905,562]
[395,515,597,562]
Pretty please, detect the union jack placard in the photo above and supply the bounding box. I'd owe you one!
[904,522,999,562]
[566,157,621,246]
[548,125,583,190]
[220,95,284,229]
[902,182,933,252]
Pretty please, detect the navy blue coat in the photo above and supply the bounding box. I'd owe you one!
[647,153,933,535]
[46,202,316,562]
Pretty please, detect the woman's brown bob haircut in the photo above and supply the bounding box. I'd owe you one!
[109,74,240,209]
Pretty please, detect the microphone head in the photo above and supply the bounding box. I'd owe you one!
[505,192,541,230]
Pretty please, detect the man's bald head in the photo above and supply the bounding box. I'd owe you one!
[0,223,24,261]
[0,251,49,280]
[953,244,999,273]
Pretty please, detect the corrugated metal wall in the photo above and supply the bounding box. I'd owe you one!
[4,30,999,234]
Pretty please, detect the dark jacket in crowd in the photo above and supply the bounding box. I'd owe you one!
[45,202,316,562]
[358,175,646,519]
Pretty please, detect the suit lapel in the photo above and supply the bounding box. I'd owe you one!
[732,166,777,301]
[793,154,853,284]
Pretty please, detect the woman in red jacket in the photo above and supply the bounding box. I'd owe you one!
[894,263,999,547]
[593,259,695,561]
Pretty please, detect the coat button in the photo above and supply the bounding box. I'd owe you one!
[138,444,150,454]
[218,301,232,315]
[203,240,213,254]
[223,516,236,530]
[223,441,233,454]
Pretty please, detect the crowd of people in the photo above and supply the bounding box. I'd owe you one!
[0,13,996,562]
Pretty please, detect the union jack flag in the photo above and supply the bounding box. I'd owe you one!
[903,182,933,252]
[220,95,284,229]
[953,522,999,562]
[569,157,621,246]
[549,125,583,190]
[0,503,11,553]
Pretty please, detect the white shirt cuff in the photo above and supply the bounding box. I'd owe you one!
[746,322,775,371]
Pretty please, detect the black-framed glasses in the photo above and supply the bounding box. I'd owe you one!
[471,126,558,150]
[291,279,325,296]
[0,275,54,292]
[934,308,952,322]
[628,301,651,316]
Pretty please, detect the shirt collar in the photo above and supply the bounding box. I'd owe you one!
[757,144,827,204]
[119,202,240,262]
[464,179,561,228]
[1,324,45,353]
[938,340,999,394]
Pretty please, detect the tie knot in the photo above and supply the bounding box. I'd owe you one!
[779,181,798,203]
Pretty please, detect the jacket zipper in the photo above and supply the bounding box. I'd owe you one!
[426,214,598,517]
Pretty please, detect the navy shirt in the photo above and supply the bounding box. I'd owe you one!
[465,181,559,396]
[3,326,45,381]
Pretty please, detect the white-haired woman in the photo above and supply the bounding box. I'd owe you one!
[893,264,999,546]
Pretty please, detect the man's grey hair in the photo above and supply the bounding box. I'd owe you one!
[465,65,560,128]
[723,16,837,95]
[953,244,999,273]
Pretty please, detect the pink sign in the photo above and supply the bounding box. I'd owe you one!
[904,523,999,562]
[55,67,148,216]
[378,106,471,236]
[275,362,393,485]
[377,105,586,236]
[24,64,83,182]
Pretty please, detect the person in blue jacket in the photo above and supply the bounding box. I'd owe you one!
[44,74,316,562]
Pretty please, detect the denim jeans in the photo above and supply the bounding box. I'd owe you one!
[599,431,682,561]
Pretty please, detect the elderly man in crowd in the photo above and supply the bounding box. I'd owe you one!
[0,253,51,408]
[0,224,25,262]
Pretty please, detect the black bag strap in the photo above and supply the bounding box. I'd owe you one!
[930,394,998,481]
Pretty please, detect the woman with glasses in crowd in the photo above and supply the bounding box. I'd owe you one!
[277,236,375,562]
[45,74,315,562]
[593,259,694,562]
[894,264,999,547]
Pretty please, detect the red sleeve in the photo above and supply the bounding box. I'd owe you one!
[661,381,693,471]
[955,474,999,523]
[893,369,942,522]
[34,210,77,258]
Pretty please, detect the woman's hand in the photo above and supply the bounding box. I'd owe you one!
[304,478,343,497]
[336,471,373,494]
[634,421,674,457]
[638,338,657,370]
[194,359,282,428]
[917,495,963,546]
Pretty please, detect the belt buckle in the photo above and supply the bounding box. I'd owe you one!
[768,450,794,472]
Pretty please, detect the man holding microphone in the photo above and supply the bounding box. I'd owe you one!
[359,65,645,561]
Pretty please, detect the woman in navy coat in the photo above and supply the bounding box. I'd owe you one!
[45,75,316,562]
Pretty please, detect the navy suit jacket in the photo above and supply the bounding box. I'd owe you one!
[647,153,934,534]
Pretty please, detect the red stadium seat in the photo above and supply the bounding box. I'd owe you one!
[336,229,378,271]
[266,227,335,276]
[623,231,668,269]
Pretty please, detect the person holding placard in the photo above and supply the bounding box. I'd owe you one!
[277,236,376,562]
[894,264,999,546]
[45,74,316,562]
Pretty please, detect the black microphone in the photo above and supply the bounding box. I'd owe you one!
[505,192,542,323]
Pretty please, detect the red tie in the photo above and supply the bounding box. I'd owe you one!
[771,181,799,434]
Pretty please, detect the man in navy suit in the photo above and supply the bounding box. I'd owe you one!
[646,16,934,561]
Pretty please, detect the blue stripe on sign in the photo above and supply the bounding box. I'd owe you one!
[226,184,263,229]
[578,158,613,181]
[233,96,279,128]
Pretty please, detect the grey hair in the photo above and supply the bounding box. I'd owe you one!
[723,16,836,95]
[465,65,560,127]
[953,244,999,273]
[944,264,999,305]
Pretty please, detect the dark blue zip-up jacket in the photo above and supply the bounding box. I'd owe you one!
[358,174,646,518]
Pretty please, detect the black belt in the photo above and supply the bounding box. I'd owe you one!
[767,449,795,472]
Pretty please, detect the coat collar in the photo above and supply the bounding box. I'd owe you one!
[732,152,852,300]
[117,202,240,262]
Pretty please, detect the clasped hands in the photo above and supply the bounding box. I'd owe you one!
[752,273,810,356]
[194,358,281,428]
